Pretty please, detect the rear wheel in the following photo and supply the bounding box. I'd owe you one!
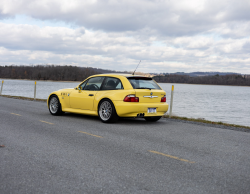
[49,95,63,115]
[144,116,162,122]
[98,99,119,123]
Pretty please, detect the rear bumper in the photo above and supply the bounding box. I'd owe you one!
[113,101,169,117]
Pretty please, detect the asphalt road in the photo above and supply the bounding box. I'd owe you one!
[1,96,250,194]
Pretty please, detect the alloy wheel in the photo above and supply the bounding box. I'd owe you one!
[99,101,112,121]
[49,97,59,114]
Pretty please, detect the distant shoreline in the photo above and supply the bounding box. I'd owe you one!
[157,82,250,87]
[0,78,80,83]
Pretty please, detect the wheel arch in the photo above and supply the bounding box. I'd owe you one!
[47,93,61,109]
[98,97,114,109]
[97,97,119,116]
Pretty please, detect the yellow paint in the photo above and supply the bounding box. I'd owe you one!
[149,150,195,164]
[113,101,168,117]
[47,74,169,118]
[39,120,54,125]
[63,108,98,116]
[2,80,4,84]
[172,85,174,91]
[70,90,98,110]
[11,113,21,116]
[78,131,103,138]
[35,81,37,85]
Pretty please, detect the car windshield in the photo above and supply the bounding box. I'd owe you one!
[127,77,161,90]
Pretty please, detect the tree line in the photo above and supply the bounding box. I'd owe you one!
[0,65,100,81]
[153,74,250,86]
[1,65,250,86]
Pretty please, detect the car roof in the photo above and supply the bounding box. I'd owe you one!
[96,73,147,78]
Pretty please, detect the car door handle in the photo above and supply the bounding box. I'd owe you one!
[89,94,94,96]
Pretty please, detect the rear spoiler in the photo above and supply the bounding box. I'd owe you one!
[127,77,152,80]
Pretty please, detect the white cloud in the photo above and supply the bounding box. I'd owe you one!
[1,0,249,34]
[0,0,249,73]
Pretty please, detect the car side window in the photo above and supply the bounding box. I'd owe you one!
[79,80,88,90]
[101,77,123,90]
[81,77,105,91]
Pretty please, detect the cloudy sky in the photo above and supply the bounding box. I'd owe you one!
[0,0,250,73]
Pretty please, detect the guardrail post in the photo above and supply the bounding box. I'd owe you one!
[34,81,37,100]
[0,80,4,95]
[169,85,174,118]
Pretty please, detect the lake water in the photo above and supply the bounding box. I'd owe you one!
[1,79,250,127]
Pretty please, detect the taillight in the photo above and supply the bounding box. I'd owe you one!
[161,95,166,102]
[124,95,139,102]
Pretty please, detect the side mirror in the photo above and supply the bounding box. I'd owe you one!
[76,86,82,90]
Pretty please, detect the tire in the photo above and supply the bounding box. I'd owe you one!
[144,116,162,122]
[48,95,63,116]
[98,99,119,123]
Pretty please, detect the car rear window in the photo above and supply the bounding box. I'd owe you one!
[127,77,161,90]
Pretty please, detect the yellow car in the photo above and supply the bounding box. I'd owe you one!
[47,74,169,123]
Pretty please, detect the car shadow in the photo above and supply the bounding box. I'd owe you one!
[62,113,100,121]
[62,113,166,125]
[118,117,166,125]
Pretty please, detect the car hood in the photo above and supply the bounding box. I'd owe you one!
[57,88,75,93]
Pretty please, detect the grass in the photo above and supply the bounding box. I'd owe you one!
[164,115,250,130]
[0,95,47,102]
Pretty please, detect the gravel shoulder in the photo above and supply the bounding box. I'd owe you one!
[165,118,250,133]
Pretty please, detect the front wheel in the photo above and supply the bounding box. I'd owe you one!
[98,99,119,123]
[49,95,63,116]
[144,116,162,122]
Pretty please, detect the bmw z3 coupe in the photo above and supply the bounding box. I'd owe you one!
[47,74,169,123]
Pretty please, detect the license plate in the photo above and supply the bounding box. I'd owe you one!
[148,108,156,113]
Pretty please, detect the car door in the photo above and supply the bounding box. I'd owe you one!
[70,76,105,110]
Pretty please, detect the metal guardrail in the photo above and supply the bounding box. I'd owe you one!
[34,81,37,100]
[0,80,4,95]
[169,85,174,118]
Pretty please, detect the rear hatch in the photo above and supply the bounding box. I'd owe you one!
[134,89,164,103]
[127,77,166,103]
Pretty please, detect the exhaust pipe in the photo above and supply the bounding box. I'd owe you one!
[137,113,145,117]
